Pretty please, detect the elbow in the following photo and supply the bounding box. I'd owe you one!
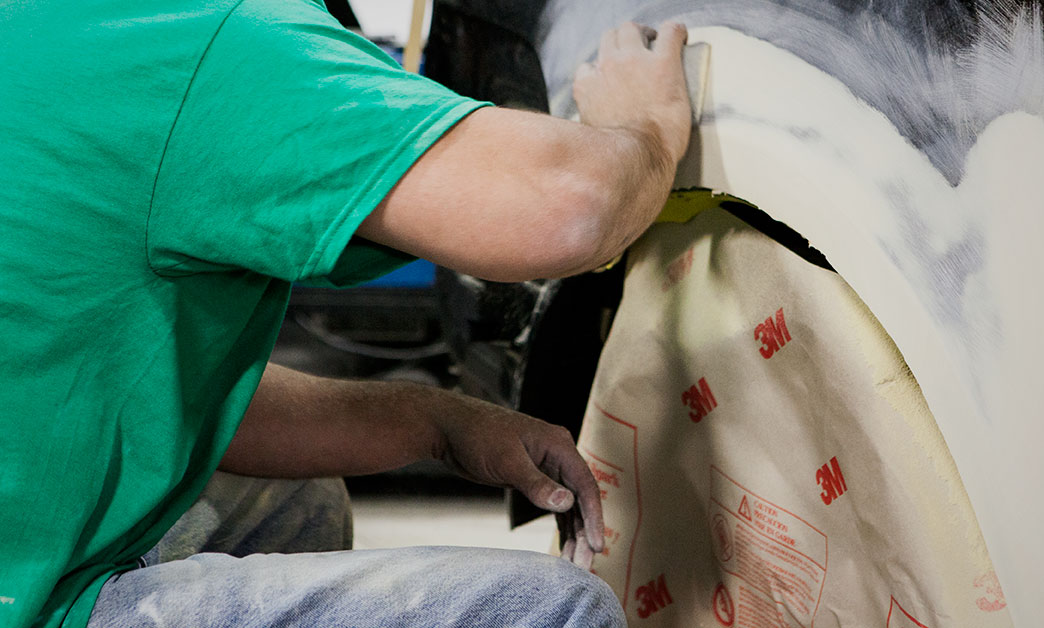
[461,121,670,282]
[549,182,620,276]
[507,174,617,281]
[522,127,673,280]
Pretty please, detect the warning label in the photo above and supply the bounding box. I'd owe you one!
[738,585,788,628]
[739,495,753,521]
[709,466,827,628]
[579,405,641,610]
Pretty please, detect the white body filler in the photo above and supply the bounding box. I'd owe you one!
[674,26,1044,624]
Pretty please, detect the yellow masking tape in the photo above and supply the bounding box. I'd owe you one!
[656,188,753,223]
[595,189,755,272]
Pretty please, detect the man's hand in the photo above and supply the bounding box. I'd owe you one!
[223,363,605,569]
[431,395,605,569]
[573,21,692,164]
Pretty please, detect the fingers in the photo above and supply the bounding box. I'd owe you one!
[640,25,659,46]
[512,450,576,513]
[561,537,577,563]
[573,528,596,570]
[443,404,608,567]
[553,442,606,553]
[557,510,576,561]
[557,507,597,569]
[652,20,687,55]
[602,21,661,58]
[530,426,607,566]
[616,21,647,50]
[559,506,601,571]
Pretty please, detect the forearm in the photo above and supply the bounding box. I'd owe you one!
[220,362,446,478]
[223,361,608,564]
[357,107,681,282]
[425,109,679,279]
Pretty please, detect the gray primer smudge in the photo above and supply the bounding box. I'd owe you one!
[537,0,1044,186]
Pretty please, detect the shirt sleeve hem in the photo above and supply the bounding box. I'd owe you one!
[302,99,492,281]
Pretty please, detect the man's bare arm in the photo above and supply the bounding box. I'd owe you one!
[221,363,605,567]
[356,21,692,282]
[221,363,439,478]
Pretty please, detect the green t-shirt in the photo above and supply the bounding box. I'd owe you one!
[0,1,486,626]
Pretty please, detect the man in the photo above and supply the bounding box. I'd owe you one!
[0,0,692,626]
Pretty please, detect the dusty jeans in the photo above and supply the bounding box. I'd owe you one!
[86,473,624,627]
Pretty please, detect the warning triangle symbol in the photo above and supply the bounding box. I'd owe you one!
[738,496,752,522]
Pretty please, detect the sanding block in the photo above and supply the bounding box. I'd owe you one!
[671,39,711,191]
[682,41,711,125]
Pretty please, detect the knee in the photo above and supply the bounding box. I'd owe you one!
[557,563,626,628]
[509,552,626,628]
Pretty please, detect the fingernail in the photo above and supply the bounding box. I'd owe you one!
[550,489,570,508]
[590,537,605,553]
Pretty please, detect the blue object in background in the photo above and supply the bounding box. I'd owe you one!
[355,44,427,289]
[343,45,428,289]
[360,259,436,288]
[380,44,404,65]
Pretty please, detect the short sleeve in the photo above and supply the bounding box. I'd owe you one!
[148,0,489,285]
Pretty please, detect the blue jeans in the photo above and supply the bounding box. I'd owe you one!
[87,473,624,627]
